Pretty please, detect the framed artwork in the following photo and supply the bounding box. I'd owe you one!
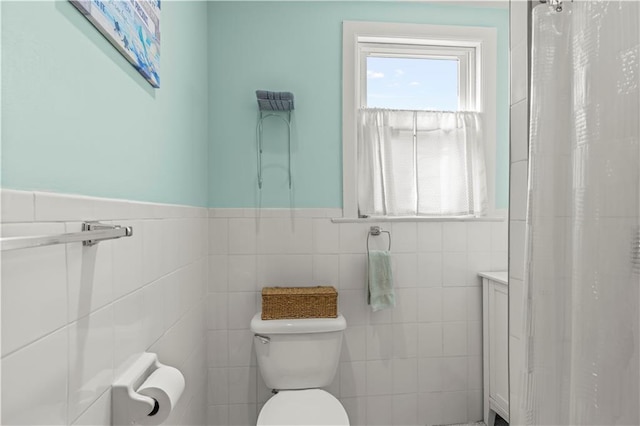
[70,0,161,88]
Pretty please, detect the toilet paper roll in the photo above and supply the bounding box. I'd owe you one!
[135,366,186,425]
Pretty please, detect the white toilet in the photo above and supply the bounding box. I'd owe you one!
[251,313,350,426]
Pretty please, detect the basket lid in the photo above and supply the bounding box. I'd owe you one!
[262,286,337,295]
[251,313,346,334]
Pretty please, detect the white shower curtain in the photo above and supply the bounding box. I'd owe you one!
[522,2,639,425]
[357,109,487,217]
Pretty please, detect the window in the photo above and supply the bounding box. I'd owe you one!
[365,56,460,110]
[360,43,476,111]
[342,21,497,218]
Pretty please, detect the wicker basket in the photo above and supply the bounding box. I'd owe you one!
[261,286,338,320]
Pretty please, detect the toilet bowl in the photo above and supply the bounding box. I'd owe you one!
[257,389,349,426]
[251,313,350,425]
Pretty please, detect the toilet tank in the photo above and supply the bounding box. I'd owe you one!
[251,313,347,390]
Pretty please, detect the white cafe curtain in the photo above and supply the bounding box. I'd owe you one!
[357,108,487,217]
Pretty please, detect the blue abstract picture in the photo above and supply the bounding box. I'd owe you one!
[70,0,161,88]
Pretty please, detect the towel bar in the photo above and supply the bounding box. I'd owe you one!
[0,221,133,251]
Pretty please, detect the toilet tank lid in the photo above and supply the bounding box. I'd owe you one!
[251,313,346,334]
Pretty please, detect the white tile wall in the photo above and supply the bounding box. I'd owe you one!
[0,190,208,426]
[510,160,529,222]
[1,190,35,223]
[66,223,114,321]
[510,100,529,164]
[207,209,507,426]
[1,191,509,426]
[68,306,114,421]
[1,327,68,425]
[510,40,529,105]
[1,222,68,355]
[71,391,111,426]
[509,1,531,424]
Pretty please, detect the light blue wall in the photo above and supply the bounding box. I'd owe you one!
[1,1,508,209]
[1,1,209,207]
[208,1,509,209]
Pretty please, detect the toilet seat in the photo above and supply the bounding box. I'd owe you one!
[257,389,350,425]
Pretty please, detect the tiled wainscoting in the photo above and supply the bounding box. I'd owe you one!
[0,190,507,426]
[206,209,507,426]
[1,190,208,425]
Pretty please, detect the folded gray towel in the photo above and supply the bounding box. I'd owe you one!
[258,99,294,111]
[256,90,295,111]
[256,90,294,101]
[256,90,270,100]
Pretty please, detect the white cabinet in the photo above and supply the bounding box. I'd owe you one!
[481,271,509,425]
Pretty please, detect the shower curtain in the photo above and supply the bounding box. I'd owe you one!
[522,1,639,425]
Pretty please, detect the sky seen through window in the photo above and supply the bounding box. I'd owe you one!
[366,56,459,111]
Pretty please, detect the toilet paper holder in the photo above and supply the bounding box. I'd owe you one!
[112,352,182,426]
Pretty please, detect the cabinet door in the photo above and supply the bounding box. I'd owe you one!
[489,282,509,414]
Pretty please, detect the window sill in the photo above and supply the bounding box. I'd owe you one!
[331,215,506,223]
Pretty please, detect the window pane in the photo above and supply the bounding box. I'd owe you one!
[366,56,459,111]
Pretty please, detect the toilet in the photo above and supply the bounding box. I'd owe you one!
[251,313,350,426]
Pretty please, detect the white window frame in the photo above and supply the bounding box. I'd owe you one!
[342,21,498,219]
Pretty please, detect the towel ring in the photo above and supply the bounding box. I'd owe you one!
[367,226,391,253]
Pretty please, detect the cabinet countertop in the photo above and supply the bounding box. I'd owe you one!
[478,271,508,285]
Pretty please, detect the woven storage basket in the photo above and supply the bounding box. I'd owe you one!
[261,286,338,320]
